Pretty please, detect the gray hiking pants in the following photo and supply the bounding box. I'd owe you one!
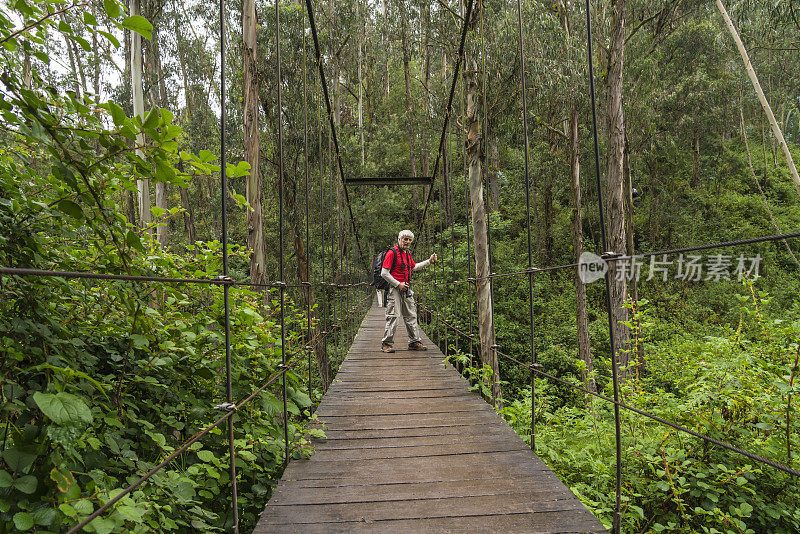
[382,287,422,345]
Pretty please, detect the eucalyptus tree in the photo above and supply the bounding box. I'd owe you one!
[243,0,267,285]
[462,0,501,406]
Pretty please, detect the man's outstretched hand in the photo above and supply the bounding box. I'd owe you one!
[429,253,437,263]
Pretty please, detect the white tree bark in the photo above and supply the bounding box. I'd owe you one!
[463,0,500,407]
[605,0,630,378]
[715,0,800,199]
[130,0,151,231]
[243,0,266,285]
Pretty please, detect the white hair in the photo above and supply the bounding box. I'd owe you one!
[398,229,414,242]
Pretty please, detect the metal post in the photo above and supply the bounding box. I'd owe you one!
[302,1,312,401]
[275,0,290,467]
[219,0,239,530]
[585,1,623,531]
[515,0,537,451]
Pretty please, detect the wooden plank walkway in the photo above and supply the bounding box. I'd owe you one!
[255,304,607,533]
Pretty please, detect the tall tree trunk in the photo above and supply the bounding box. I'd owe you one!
[555,0,593,396]
[91,2,100,97]
[624,131,644,373]
[357,0,365,166]
[65,29,82,98]
[243,0,267,285]
[567,108,595,397]
[23,51,31,90]
[382,0,389,100]
[442,50,453,225]
[285,167,330,389]
[605,0,630,378]
[173,0,197,239]
[715,0,800,198]
[463,0,500,407]
[691,135,700,189]
[151,25,169,247]
[130,0,151,234]
[420,2,431,178]
[177,160,197,244]
[400,1,420,225]
[488,135,499,212]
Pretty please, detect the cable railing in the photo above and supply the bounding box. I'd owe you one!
[425,230,800,287]
[0,0,375,532]
[420,302,800,479]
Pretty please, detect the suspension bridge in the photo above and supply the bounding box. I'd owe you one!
[256,306,606,532]
[5,0,800,532]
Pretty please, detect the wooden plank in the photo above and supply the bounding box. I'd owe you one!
[255,305,607,533]
[268,480,576,506]
[257,494,590,524]
[254,514,606,534]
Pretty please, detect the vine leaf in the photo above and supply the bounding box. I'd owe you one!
[50,467,76,493]
[32,392,93,426]
[121,15,152,40]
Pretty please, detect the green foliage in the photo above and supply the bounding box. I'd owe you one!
[0,2,368,532]
[441,283,800,533]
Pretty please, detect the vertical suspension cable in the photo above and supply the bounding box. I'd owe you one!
[585,0,623,531]
[302,0,312,401]
[515,0,537,450]
[440,172,447,354]
[462,75,474,361]
[448,113,458,354]
[319,77,327,375]
[219,0,239,530]
[330,149,338,365]
[275,0,290,467]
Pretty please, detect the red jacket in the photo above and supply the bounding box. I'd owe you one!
[382,246,415,284]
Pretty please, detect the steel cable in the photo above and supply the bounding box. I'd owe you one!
[422,304,800,478]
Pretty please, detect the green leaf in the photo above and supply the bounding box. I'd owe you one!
[103,0,121,18]
[89,517,115,534]
[32,392,93,426]
[13,475,37,494]
[0,470,11,487]
[225,161,251,178]
[154,160,175,183]
[160,108,174,124]
[3,447,35,473]
[121,15,152,40]
[97,29,120,47]
[73,499,93,515]
[33,507,57,526]
[198,150,216,163]
[150,206,166,218]
[13,512,34,531]
[126,229,144,252]
[197,450,215,463]
[82,12,98,25]
[142,107,160,129]
[107,101,126,126]
[130,334,149,348]
[59,503,77,518]
[57,199,84,219]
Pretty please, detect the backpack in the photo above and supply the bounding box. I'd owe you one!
[371,246,397,290]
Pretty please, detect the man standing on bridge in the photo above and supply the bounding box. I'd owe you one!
[381,230,437,353]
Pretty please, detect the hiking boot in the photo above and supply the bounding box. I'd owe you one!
[381,343,395,353]
[408,341,428,351]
